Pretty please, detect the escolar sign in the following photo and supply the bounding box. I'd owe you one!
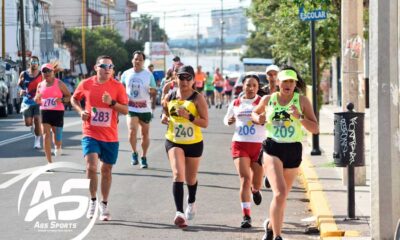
[299,7,327,21]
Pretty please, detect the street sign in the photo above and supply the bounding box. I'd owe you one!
[299,7,327,21]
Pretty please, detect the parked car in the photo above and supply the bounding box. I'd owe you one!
[233,72,268,99]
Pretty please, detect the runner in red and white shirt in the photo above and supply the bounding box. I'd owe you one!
[71,55,128,221]
[223,73,265,228]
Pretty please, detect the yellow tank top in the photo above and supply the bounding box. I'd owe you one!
[165,91,203,144]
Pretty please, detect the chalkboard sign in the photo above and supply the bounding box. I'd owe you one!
[333,111,365,167]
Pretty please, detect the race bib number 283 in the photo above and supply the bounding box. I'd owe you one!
[90,107,112,127]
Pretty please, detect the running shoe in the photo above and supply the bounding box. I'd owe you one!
[262,219,274,240]
[264,176,271,189]
[131,152,139,165]
[185,202,196,220]
[140,157,148,169]
[252,190,262,205]
[240,215,252,228]
[174,211,188,228]
[99,202,111,221]
[274,237,283,240]
[54,148,62,157]
[86,199,96,219]
[34,136,41,149]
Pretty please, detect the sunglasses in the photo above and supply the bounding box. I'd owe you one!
[31,61,39,64]
[42,68,53,74]
[178,74,193,81]
[98,63,115,70]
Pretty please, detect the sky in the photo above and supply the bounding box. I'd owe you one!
[133,0,251,39]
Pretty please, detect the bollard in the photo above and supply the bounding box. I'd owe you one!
[333,102,365,219]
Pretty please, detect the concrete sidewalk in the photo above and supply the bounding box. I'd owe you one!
[299,104,371,239]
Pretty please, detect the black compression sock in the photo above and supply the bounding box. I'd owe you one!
[187,181,198,204]
[173,182,184,212]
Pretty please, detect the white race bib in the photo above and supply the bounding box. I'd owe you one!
[173,122,195,142]
[41,98,57,110]
[90,107,112,127]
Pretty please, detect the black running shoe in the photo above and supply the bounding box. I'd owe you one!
[264,176,271,189]
[252,190,262,205]
[274,236,283,240]
[262,219,274,240]
[240,215,252,228]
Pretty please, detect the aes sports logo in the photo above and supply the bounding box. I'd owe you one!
[16,162,97,240]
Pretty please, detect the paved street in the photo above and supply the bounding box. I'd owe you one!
[0,106,318,240]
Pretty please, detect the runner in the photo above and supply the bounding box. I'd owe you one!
[34,63,71,164]
[121,51,157,169]
[213,67,224,109]
[252,67,319,240]
[161,65,208,228]
[71,55,128,221]
[18,56,43,149]
[223,75,233,107]
[223,74,265,228]
[194,65,206,94]
[203,71,215,108]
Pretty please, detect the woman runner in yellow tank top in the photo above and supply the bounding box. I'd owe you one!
[252,66,319,240]
[161,65,209,228]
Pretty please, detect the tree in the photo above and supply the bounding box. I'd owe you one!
[245,0,340,84]
[63,28,136,73]
[132,14,168,42]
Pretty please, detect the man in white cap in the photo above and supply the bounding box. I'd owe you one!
[262,64,280,95]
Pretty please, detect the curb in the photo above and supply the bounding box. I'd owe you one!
[299,153,345,239]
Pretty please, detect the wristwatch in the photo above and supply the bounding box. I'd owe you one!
[188,114,195,122]
[299,114,305,120]
[109,100,117,107]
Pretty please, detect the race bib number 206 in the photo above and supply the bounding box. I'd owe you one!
[90,107,112,127]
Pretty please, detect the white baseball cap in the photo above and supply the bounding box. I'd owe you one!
[266,65,280,74]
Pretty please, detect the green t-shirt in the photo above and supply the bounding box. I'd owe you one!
[265,92,303,143]
[204,76,214,91]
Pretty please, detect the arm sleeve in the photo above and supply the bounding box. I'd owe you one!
[223,101,235,126]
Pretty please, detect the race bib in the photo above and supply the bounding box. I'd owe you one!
[41,98,57,110]
[237,121,256,136]
[90,107,112,127]
[272,120,295,139]
[173,122,195,142]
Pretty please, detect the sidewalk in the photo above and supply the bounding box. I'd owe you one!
[299,104,371,239]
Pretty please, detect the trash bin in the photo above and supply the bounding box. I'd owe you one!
[333,103,365,167]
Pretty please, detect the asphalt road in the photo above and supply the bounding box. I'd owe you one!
[0,106,318,240]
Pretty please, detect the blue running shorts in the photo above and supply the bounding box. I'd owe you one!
[82,136,119,165]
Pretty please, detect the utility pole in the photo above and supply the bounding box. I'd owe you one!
[341,0,365,185]
[19,0,26,70]
[2,0,5,58]
[220,0,224,74]
[149,17,152,62]
[163,11,166,73]
[196,13,199,68]
[81,0,86,64]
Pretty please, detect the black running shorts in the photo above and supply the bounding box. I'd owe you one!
[165,139,203,158]
[262,138,302,168]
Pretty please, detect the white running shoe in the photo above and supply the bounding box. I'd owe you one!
[99,201,111,221]
[185,202,196,220]
[86,199,97,219]
[33,136,41,149]
[174,211,188,228]
[54,148,62,157]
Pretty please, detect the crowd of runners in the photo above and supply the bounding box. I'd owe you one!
[17,52,319,240]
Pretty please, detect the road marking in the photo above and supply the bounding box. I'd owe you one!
[0,120,82,147]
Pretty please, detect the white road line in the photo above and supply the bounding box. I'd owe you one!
[0,120,82,147]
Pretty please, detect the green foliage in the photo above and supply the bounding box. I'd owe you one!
[132,14,168,42]
[62,28,145,73]
[246,1,340,86]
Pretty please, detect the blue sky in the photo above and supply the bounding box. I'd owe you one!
[133,0,251,39]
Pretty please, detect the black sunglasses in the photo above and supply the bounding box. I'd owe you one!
[42,68,53,74]
[178,74,193,81]
[98,63,115,70]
